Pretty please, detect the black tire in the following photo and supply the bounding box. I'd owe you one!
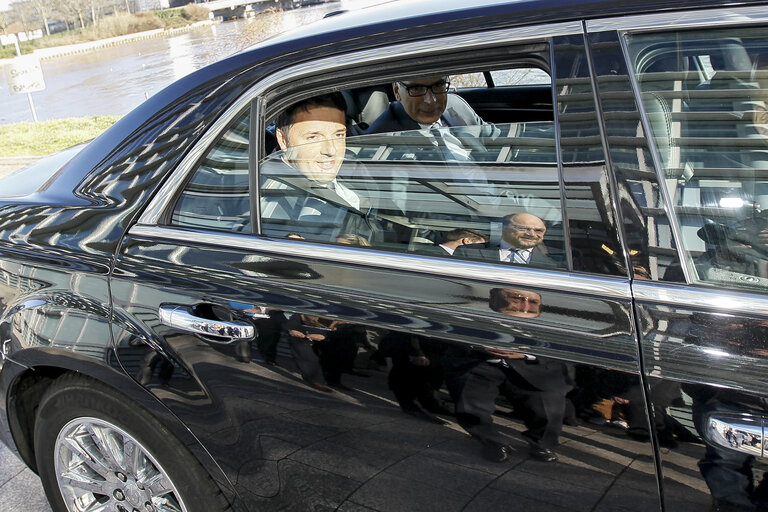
[33,373,230,512]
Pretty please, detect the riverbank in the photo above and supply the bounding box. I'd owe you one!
[1,20,216,62]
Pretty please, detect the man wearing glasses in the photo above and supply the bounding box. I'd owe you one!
[365,76,489,133]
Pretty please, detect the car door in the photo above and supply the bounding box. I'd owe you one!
[589,5,768,511]
[112,20,662,511]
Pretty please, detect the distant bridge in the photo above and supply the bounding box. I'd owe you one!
[195,0,285,20]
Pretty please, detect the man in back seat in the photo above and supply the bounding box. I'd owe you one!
[365,75,491,133]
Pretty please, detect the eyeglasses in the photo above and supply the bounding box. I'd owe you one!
[507,224,546,235]
[397,81,450,97]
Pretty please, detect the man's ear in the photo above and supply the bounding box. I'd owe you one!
[392,82,401,102]
[276,128,289,150]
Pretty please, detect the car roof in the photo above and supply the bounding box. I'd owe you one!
[255,0,766,52]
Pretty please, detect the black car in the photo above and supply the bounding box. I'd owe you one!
[2,0,768,511]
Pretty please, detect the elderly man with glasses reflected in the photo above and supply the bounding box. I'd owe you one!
[365,75,494,134]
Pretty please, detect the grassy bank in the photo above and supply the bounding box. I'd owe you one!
[0,116,120,157]
[0,5,209,59]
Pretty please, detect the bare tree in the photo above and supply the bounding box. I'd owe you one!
[59,0,92,29]
[9,0,37,35]
[27,0,55,35]
[0,10,10,34]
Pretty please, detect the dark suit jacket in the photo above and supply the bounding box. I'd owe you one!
[260,158,379,243]
[453,243,565,269]
[365,94,489,134]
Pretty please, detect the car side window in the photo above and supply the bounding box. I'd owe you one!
[628,28,768,291]
[171,108,251,233]
[259,57,625,275]
[260,120,566,268]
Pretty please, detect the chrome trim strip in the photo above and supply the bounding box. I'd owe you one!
[633,281,768,316]
[138,20,582,225]
[129,224,631,299]
[587,5,768,32]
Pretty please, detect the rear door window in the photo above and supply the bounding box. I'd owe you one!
[627,27,768,291]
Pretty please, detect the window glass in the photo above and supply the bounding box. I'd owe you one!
[450,72,486,88]
[169,56,623,276]
[260,61,572,270]
[171,108,251,233]
[628,28,768,291]
[260,121,566,269]
[490,68,552,86]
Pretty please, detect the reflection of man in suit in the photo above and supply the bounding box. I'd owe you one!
[261,93,376,242]
[444,239,572,464]
[415,228,488,257]
[455,212,563,268]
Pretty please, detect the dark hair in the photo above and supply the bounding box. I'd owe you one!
[276,92,347,133]
[443,228,487,243]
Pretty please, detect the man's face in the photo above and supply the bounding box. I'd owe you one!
[501,213,547,249]
[494,289,542,318]
[393,76,449,125]
[276,106,346,184]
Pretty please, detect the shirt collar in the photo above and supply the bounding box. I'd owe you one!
[419,118,444,130]
[500,239,531,254]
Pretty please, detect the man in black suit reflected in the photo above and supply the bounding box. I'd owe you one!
[445,212,572,463]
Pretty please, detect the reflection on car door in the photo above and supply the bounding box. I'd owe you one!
[110,29,664,512]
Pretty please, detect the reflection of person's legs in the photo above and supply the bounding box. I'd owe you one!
[256,330,280,364]
[692,397,757,511]
[698,444,756,511]
[319,333,358,386]
[235,338,251,363]
[452,362,507,446]
[388,364,420,411]
[516,389,565,450]
[288,336,325,385]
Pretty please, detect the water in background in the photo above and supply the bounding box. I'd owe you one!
[0,1,387,124]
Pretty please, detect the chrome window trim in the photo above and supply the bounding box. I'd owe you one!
[137,20,582,226]
[128,225,631,299]
[633,281,768,316]
[587,5,768,33]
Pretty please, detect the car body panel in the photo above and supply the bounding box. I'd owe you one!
[1,1,768,511]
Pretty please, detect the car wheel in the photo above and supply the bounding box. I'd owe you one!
[33,373,230,512]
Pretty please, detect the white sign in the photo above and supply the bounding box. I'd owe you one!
[0,34,17,46]
[4,56,45,95]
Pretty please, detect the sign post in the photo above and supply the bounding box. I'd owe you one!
[3,35,45,122]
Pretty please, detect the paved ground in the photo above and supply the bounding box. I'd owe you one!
[0,443,52,512]
[0,156,38,177]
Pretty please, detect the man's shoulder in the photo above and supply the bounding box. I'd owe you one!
[453,243,496,261]
[365,103,416,134]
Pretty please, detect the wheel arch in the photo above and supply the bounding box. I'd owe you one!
[5,363,239,509]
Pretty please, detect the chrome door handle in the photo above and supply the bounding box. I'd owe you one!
[705,413,764,458]
[158,305,255,344]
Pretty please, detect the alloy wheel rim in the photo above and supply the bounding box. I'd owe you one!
[53,416,187,512]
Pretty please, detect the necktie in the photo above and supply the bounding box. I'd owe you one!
[511,249,528,265]
[430,125,470,161]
